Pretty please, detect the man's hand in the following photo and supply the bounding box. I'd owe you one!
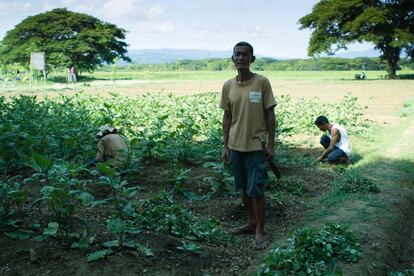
[316,155,325,162]
[222,147,230,164]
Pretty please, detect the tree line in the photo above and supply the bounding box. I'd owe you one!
[99,57,414,72]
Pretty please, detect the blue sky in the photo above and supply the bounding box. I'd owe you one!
[0,0,374,58]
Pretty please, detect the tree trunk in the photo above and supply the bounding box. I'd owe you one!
[384,47,400,79]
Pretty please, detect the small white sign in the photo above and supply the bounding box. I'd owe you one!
[30,52,45,70]
[249,91,261,103]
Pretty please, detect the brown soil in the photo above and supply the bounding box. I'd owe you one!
[0,152,335,275]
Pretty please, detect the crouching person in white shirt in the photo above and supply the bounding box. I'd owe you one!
[314,116,351,164]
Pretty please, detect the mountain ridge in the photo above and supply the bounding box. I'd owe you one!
[123,48,381,64]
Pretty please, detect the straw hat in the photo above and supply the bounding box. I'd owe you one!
[96,125,117,138]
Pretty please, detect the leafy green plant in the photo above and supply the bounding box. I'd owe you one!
[134,190,232,242]
[257,223,361,275]
[0,176,30,230]
[30,165,93,241]
[267,191,286,210]
[35,186,78,240]
[389,268,414,276]
[96,163,139,219]
[278,175,307,196]
[177,240,202,254]
[400,100,414,118]
[169,167,190,193]
[202,162,233,194]
[91,163,142,260]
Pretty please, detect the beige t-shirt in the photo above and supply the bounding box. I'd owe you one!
[220,73,276,152]
[96,134,129,167]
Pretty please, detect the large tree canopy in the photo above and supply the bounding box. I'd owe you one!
[0,8,130,73]
[299,0,414,79]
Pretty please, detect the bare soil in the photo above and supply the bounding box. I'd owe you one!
[0,153,334,275]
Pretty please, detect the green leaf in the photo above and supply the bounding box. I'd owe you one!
[71,236,94,250]
[87,249,112,262]
[136,243,154,256]
[102,240,120,249]
[123,202,136,216]
[183,191,212,202]
[91,198,112,207]
[77,192,94,206]
[43,222,59,235]
[106,218,126,234]
[40,186,57,197]
[23,177,36,185]
[97,163,118,177]
[5,229,35,240]
[31,235,48,242]
[32,151,52,169]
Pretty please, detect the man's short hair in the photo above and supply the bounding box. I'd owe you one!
[233,41,254,56]
[314,116,329,126]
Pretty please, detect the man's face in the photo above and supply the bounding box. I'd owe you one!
[317,124,328,132]
[232,45,254,70]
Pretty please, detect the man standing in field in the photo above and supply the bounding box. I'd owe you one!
[314,116,351,164]
[220,41,276,249]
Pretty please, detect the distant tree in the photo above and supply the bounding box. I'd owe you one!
[0,8,130,73]
[299,0,414,79]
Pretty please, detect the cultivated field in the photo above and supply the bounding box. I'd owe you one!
[1,70,414,275]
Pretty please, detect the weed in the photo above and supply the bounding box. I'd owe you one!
[134,190,233,242]
[399,100,414,117]
[257,223,361,275]
[0,176,30,231]
[335,169,380,193]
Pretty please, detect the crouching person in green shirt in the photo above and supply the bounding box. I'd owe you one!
[220,41,277,249]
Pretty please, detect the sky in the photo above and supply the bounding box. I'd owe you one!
[0,0,375,58]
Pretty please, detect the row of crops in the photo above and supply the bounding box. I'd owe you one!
[0,92,367,271]
[0,92,366,174]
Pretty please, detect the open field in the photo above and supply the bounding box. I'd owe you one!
[1,70,414,275]
[2,70,414,123]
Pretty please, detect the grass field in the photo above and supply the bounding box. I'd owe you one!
[2,70,414,123]
[1,70,414,275]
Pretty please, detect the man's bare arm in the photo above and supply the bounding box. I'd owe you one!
[222,110,232,163]
[318,128,341,161]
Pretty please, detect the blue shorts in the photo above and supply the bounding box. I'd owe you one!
[230,150,268,198]
[320,135,348,163]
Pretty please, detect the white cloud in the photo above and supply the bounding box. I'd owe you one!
[147,4,163,18]
[61,0,76,5]
[22,2,32,11]
[153,21,174,32]
[137,21,175,33]
[0,2,32,15]
[99,0,139,19]
[42,0,56,11]
[76,3,97,12]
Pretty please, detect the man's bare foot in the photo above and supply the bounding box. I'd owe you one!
[255,233,268,249]
[231,223,256,235]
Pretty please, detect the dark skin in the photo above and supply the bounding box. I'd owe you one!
[222,45,275,249]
